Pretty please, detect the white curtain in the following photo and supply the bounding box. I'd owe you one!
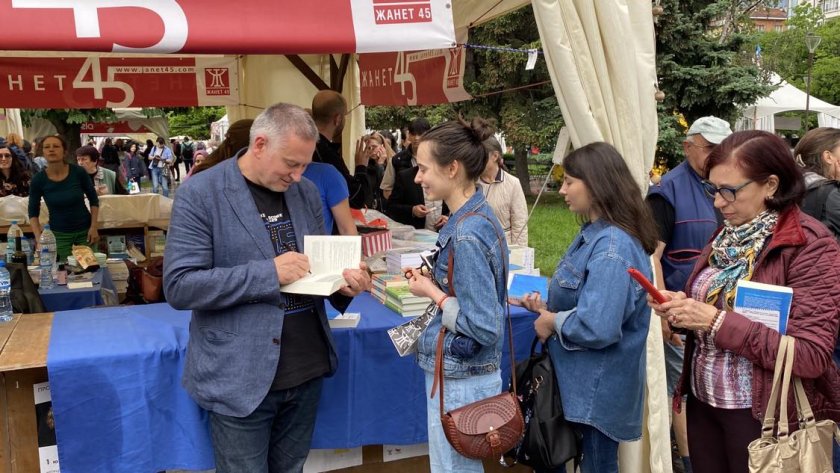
[532,1,671,472]
[0,109,24,138]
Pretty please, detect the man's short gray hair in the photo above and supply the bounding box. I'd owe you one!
[250,103,318,148]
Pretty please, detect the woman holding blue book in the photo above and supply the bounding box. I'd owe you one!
[648,131,840,473]
[517,142,659,473]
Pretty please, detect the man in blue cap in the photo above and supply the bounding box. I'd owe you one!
[646,116,732,473]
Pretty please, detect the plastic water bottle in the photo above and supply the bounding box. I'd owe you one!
[0,261,12,322]
[39,225,57,289]
[6,221,19,263]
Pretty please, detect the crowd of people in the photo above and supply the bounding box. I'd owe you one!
[0,132,213,260]
[163,100,840,473]
[7,98,840,473]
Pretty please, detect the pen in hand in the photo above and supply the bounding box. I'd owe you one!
[281,242,312,274]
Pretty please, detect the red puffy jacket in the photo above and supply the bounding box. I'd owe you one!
[675,206,840,424]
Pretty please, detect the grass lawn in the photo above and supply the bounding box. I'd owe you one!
[525,191,580,273]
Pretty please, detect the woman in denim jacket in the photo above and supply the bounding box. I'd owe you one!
[518,142,658,473]
[405,117,508,473]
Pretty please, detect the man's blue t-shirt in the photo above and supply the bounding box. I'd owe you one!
[303,162,350,233]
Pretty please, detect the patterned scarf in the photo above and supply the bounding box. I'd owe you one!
[705,209,778,308]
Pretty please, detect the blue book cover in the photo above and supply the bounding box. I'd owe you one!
[508,274,548,301]
[733,280,792,334]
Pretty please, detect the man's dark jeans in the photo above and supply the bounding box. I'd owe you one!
[208,377,324,473]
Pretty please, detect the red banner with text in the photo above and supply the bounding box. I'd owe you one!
[0,56,239,109]
[0,0,454,54]
[359,46,471,106]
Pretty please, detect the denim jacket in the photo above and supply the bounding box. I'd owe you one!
[416,190,509,378]
[545,219,652,442]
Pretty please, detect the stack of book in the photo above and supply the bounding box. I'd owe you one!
[106,259,130,299]
[385,248,427,275]
[147,230,166,258]
[384,286,432,317]
[370,273,409,304]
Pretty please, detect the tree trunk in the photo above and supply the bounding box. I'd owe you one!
[52,120,82,164]
[513,146,531,197]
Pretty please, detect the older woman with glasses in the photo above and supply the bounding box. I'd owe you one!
[0,142,31,197]
[648,130,840,473]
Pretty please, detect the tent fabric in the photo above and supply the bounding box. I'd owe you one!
[738,73,840,133]
[226,54,365,169]
[25,109,169,144]
[0,108,24,138]
[531,2,670,472]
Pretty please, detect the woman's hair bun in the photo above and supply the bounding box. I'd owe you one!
[458,116,494,143]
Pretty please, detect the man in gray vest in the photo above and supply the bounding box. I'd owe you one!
[646,116,732,473]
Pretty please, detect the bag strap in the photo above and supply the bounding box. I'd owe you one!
[778,336,796,439]
[431,211,515,419]
[761,335,791,438]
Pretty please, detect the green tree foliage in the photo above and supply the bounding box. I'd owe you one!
[365,5,562,195]
[655,0,773,167]
[758,4,825,91]
[20,108,117,158]
[165,106,226,140]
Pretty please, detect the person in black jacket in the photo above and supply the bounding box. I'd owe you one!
[793,127,840,241]
[100,138,120,174]
[380,118,431,200]
[311,90,374,209]
[387,165,447,230]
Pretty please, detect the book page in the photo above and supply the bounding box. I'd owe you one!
[305,236,361,275]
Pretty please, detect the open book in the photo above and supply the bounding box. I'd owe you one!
[280,235,362,296]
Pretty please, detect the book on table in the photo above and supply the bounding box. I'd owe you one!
[325,300,360,329]
[733,280,792,334]
[280,236,362,296]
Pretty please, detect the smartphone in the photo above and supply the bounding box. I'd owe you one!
[627,268,668,304]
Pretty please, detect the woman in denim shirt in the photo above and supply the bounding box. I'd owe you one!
[405,117,508,473]
[518,142,658,473]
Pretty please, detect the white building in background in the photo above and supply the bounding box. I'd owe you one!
[788,0,840,20]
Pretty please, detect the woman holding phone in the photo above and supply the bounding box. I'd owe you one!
[517,142,658,473]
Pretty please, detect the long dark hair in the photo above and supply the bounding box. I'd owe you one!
[0,143,31,188]
[563,142,659,254]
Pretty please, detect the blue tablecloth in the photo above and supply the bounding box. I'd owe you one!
[47,293,537,473]
[39,268,116,312]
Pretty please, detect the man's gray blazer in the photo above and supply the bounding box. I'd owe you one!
[163,156,349,417]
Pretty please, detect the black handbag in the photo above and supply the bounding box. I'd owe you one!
[6,262,46,314]
[506,337,580,470]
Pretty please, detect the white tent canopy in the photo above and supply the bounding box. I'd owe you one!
[737,73,840,132]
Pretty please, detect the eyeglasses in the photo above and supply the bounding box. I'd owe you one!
[701,179,754,202]
[0,153,12,159]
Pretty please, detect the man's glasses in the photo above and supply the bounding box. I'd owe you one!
[701,179,754,202]
[0,153,12,159]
